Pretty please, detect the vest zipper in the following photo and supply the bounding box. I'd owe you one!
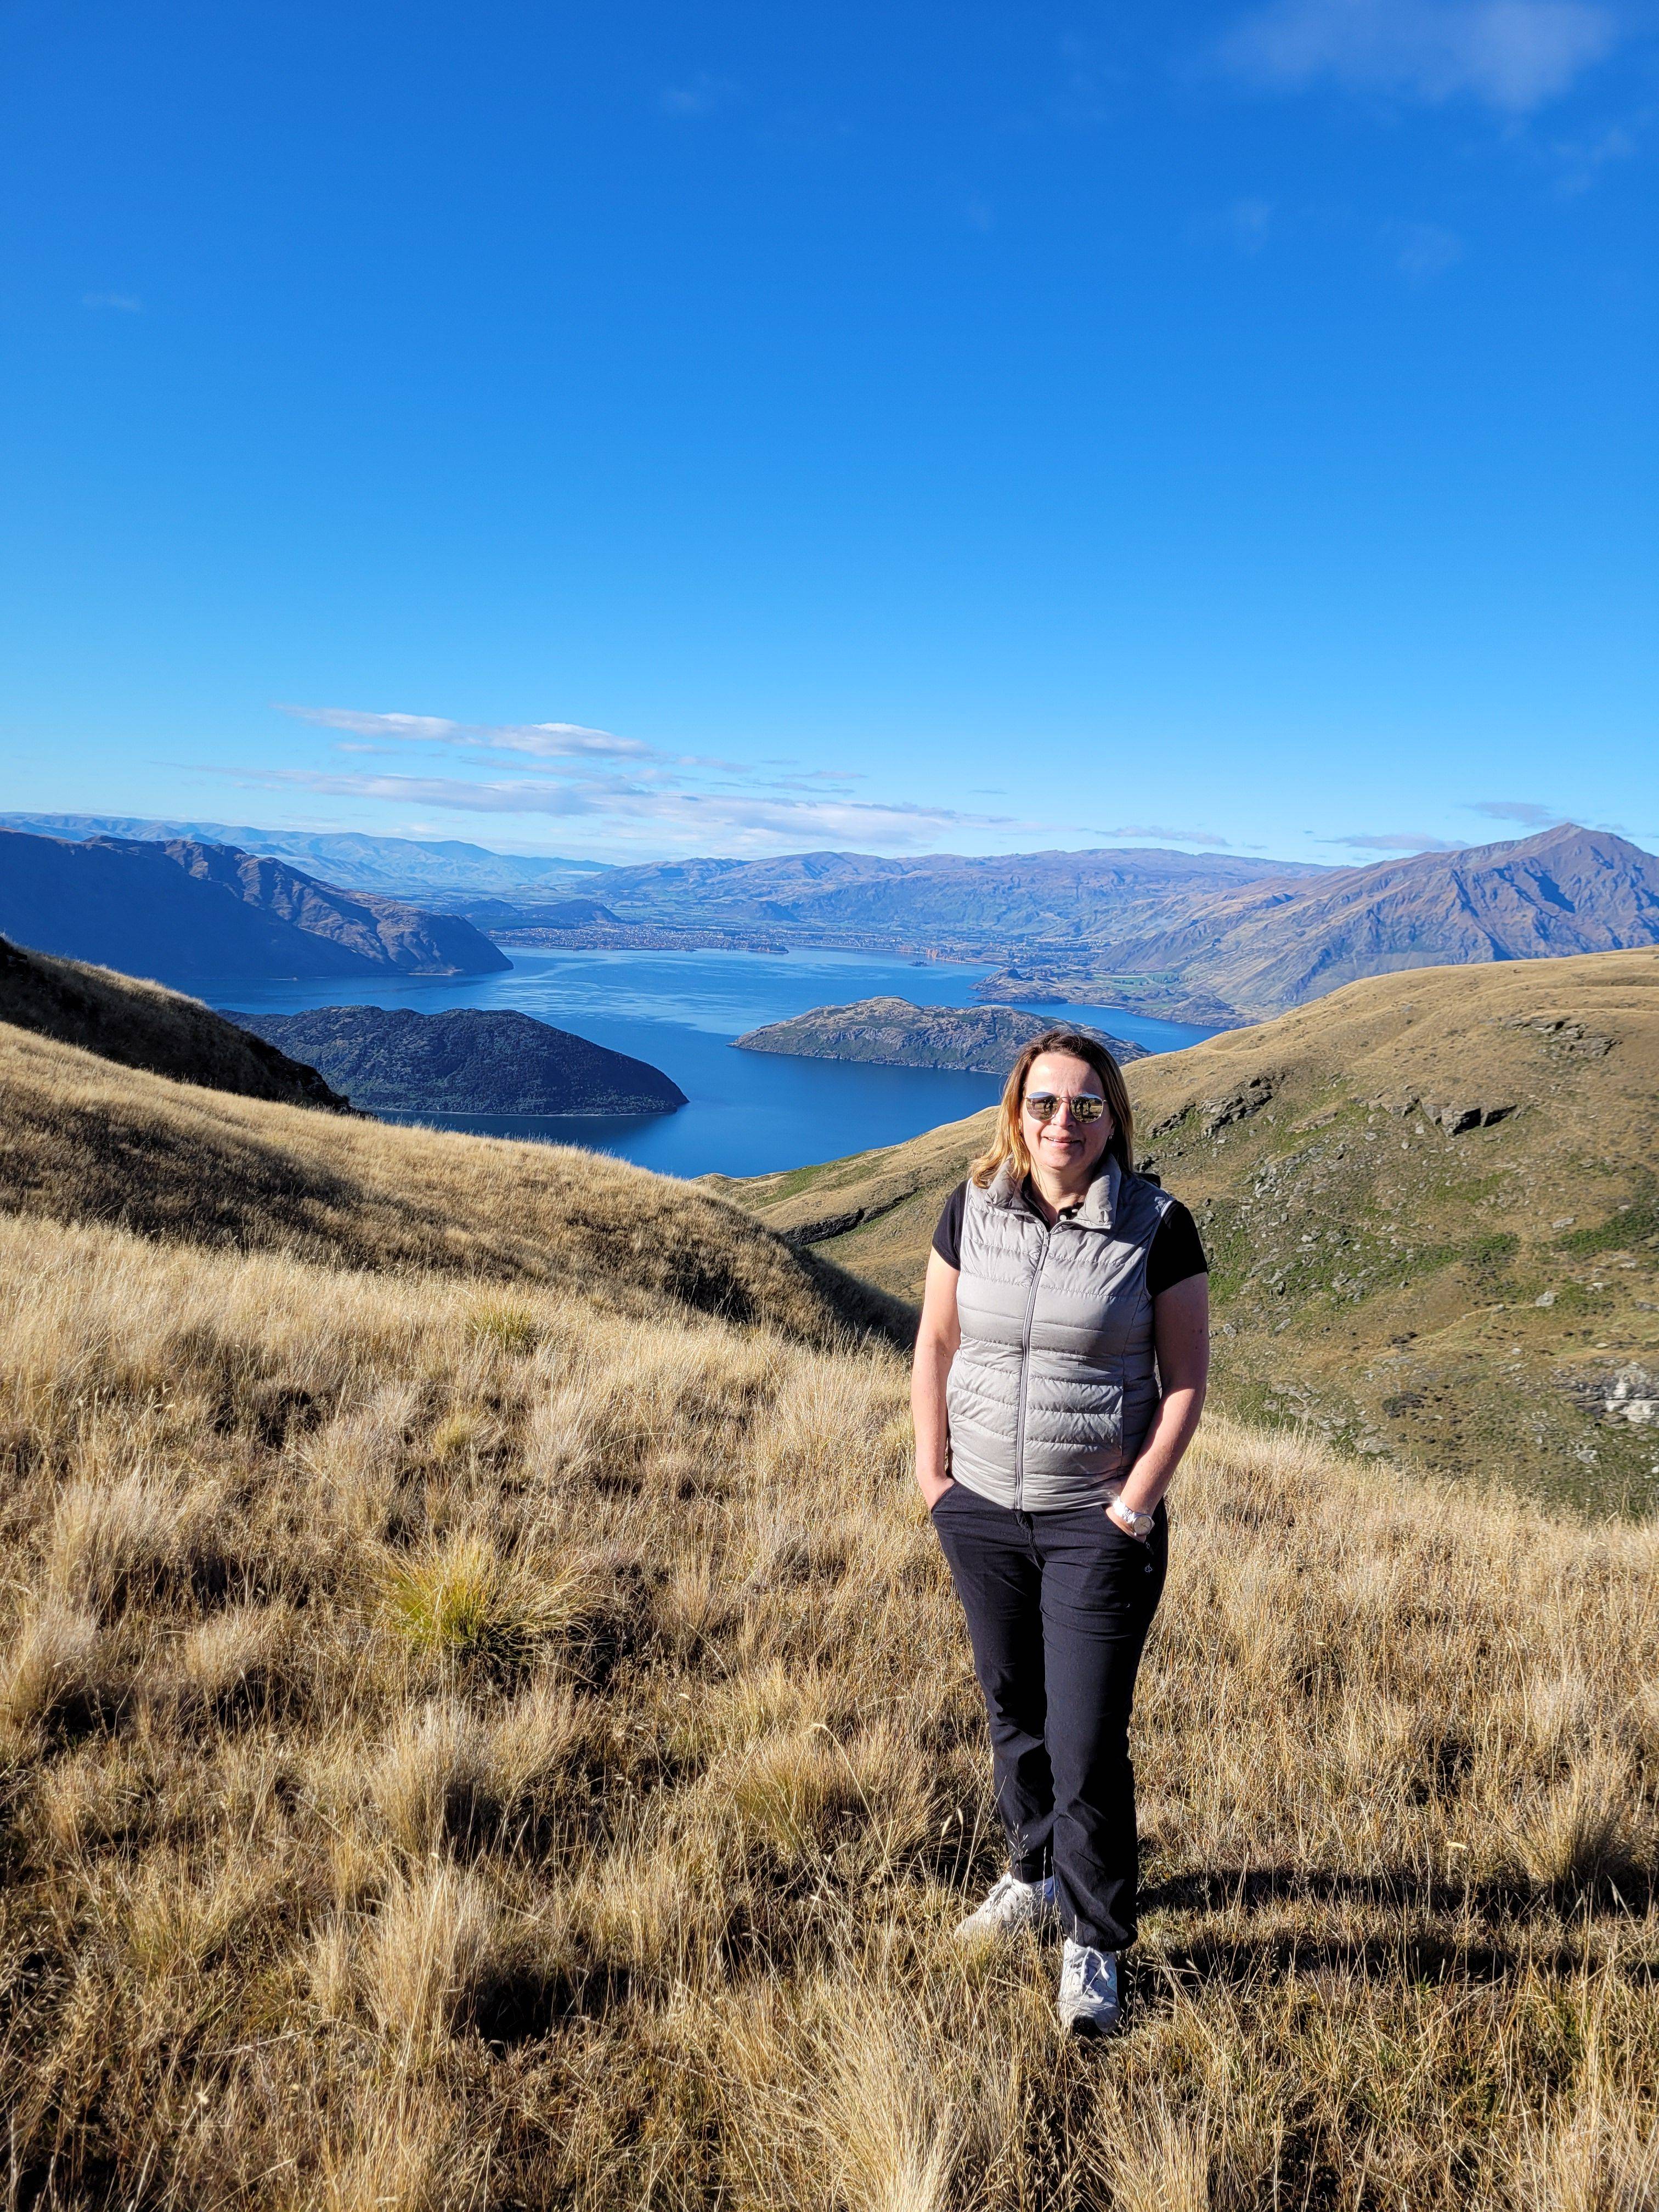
[1013,1220,1051,1512]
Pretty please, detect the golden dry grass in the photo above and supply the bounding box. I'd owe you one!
[0,1017,909,1346]
[0,934,350,1111]
[3,1201,1658,2208]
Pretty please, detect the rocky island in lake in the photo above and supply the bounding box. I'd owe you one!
[228,1005,687,1116]
[732,996,1148,1074]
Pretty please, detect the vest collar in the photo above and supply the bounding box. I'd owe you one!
[986,1154,1122,1232]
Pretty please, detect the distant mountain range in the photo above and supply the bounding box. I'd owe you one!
[0,829,509,983]
[972,825,1659,1021]
[8,816,1658,1024]
[584,845,1322,940]
[0,815,606,900]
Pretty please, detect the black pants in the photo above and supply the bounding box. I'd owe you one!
[932,1483,1167,1952]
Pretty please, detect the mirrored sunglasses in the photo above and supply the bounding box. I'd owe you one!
[1022,1092,1107,1125]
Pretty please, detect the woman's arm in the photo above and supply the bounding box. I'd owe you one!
[1113,1271,1209,1525]
[911,1249,962,1510]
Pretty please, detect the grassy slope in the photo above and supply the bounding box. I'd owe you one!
[0,934,350,1111]
[0,1019,909,1348]
[4,1206,1659,2208]
[715,949,1659,1511]
[5,978,1659,2207]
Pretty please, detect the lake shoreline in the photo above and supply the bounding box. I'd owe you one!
[210,943,1217,1180]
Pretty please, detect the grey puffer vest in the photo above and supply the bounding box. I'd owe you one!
[946,1156,1175,1513]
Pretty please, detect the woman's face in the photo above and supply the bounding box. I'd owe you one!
[1021,1051,1114,1182]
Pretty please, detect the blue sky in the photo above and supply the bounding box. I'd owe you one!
[2,0,1655,864]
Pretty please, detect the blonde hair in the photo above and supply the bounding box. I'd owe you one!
[969,1029,1136,1190]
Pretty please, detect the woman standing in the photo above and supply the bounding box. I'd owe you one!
[913,1029,1209,2034]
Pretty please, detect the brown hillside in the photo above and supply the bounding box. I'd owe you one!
[717,949,1659,1509]
[0,934,351,1110]
[0,1018,908,1347]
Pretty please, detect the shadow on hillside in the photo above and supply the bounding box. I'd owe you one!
[1146,1861,1655,1917]
[1147,1922,1659,1994]
[1141,1862,1658,1987]
[797,1245,918,1347]
[2,1048,918,1349]
[8,1087,370,1255]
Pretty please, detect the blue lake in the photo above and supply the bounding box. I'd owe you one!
[208,946,1218,1180]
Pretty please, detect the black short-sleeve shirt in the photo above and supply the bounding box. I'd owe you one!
[930,1177,1207,1301]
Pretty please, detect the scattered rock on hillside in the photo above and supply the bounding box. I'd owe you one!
[1201,1073,1278,1134]
[1605,1367,1659,1425]
[1383,1093,1517,1132]
[1560,1363,1659,1428]
[1429,1102,1516,1134]
[1498,1013,1615,1058]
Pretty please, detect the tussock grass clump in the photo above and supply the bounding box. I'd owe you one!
[367,1861,506,2059]
[1,1596,101,1742]
[3,1203,1659,2207]
[382,1531,575,1668]
[465,1302,540,1355]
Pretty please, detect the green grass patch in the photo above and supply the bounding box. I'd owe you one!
[383,1533,575,1666]
[1558,1175,1659,1257]
[465,1305,540,1355]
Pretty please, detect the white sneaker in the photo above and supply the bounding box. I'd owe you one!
[952,1871,1058,1943]
[1058,1939,1120,2035]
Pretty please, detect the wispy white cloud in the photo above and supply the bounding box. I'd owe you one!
[1467,798,1566,825]
[1093,822,1235,846]
[1391,220,1464,278]
[82,291,142,312]
[258,701,1241,856]
[274,703,654,761]
[228,766,1018,854]
[1553,114,1645,190]
[1187,197,1278,255]
[661,72,738,117]
[1331,830,1464,850]
[1053,31,1124,126]
[1227,196,1276,252]
[1219,0,1621,114]
[274,699,862,795]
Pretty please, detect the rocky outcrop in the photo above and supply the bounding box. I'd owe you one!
[1498,1012,1615,1058]
[1201,1073,1277,1134]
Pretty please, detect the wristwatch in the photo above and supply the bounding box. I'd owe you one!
[1108,1498,1155,1541]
